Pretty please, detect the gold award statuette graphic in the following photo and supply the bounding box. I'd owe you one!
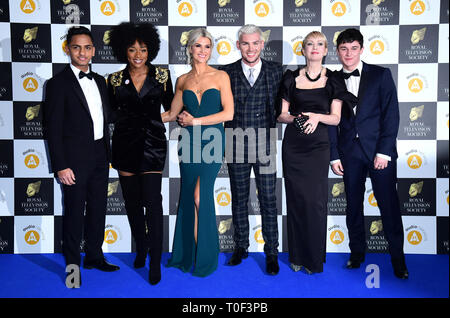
[141,0,154,6]
[23,27,38,44]
[409,105,424,121]
[332,182,345,197]
[103,30,112,45]
[218,0,231,7]
[62,0,71,5]
[107,181,119,197]
[295,0,307,7]
[411,27,426,45]
[26,181,41,197]
[372,0,385,5]
[370,220,383,235]
[180,30,192,46]
[409,181,424,197]
[25,104,40,121]
[218,218,232,235]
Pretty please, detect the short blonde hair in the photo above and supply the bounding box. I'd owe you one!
[186,28,214,65]
[303,31,328,50]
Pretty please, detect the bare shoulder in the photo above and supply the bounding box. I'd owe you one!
[176,72,190,90]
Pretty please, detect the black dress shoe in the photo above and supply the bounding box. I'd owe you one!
[84,258,120,272]
[266,255,279,275]
[149,249,162,285]
[227,248,248,266]
[346,253,365,269]
[392,257,409,279]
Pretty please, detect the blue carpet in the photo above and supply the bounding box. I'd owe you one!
[0,253,448,298]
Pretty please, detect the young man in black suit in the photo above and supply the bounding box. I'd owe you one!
[44,26,119,287]
[329,28,408,279]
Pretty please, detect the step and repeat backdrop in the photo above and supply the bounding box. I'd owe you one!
[0,0,448,256]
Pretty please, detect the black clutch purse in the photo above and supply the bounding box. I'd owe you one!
[293,115,309,134]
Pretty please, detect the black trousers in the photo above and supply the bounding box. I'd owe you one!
[341,139,405,260]
[62,139,109,266]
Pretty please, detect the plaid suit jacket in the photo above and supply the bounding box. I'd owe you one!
[220,58,283,129]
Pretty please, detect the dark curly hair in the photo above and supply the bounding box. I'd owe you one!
[109,22,161,64]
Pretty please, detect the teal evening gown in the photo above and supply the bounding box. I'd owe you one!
[167,88,225,277]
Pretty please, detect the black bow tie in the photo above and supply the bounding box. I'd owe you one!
[79,71,93,80]
[342,69,360,80]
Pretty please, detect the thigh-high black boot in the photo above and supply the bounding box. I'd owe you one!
[141,173,163,285]
[119,174,149,268]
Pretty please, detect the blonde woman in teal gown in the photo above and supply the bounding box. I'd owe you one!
[162,28,234,277]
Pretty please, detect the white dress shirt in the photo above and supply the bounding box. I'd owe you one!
[241,59,262,85]
[331,60,390,164]
[70,64,104,140]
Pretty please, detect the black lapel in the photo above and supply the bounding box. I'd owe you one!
[93,72,108,122]
[357,62,369,101]
[64,65,92,117]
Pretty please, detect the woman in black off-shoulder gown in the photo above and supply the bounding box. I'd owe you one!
[278,31,356,274]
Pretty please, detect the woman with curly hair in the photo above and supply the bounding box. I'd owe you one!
[107,22,174,285]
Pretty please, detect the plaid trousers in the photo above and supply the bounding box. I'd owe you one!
[227,160,279,255]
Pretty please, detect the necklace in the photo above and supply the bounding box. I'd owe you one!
[305,68,322,82]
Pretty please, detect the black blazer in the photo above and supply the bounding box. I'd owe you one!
[329,62,400,162]
[44,65,111,173]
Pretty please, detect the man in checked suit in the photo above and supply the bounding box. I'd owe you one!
[329,28,408,279]
[220,25,283,275]
[44,26,119,287]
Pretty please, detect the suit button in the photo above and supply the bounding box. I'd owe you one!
[255,113,260,117]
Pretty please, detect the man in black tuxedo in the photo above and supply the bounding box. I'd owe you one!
[44,26,119,286]
[329,28,408,279]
